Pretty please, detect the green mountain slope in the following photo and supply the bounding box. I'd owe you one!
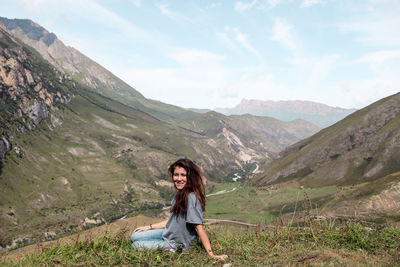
[253,93,400,187]
[252,93,400,221]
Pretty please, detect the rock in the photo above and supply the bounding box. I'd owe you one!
[27,100,49,125]
[34,83,42,92]
[4,236,32,250]
[24,68,35,84]
[0,137,12,158]
[44,231,56,239]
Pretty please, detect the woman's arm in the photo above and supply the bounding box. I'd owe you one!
[133,219,168,233]
[195,224,228,260]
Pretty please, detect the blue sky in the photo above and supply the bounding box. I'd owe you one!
[1,0,399,109]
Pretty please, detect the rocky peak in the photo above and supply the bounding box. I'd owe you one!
[0,18,49,42]
[0,16,144,100]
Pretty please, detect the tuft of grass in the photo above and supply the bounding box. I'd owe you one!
[2,222,399,266]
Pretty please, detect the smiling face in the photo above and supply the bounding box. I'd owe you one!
[173,166,187,190]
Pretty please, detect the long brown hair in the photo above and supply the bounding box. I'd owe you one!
[169,158,206,216]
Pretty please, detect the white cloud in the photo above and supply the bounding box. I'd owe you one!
[290,54,340,85]
[340,17,400,47]
[308,55,340,84]
[16,0,48,11]
[156,2,192,23]
[236,0,283,11]
[169,49,226,66]
[117,66,231,108]
[116,64,290,109]
[269,18,299,54]
[234,0,258,12]
[356,50,400,65]
[300,0,323,8]
[131,0,142,7]
[74,0,160,43]
[157,2,174,17]
[228,73,289,101]
[336,73,400,108]
[54,0,169,55]
[216,32,239,51]
[267,0,284,8]
[205,2,222,9]
[233,28,260,56]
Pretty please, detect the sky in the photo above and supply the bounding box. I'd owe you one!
[1,0,400,110]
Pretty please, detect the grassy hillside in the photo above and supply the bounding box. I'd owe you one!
[206,176,400,225]
[206,184,339,225]
[1,220,399,266]
[2,183,399,266]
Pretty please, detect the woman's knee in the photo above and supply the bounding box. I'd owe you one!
[130,231,146,241]
[131,229,164,242]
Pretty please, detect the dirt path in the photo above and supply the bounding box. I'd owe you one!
[206,187,237,197]
[252,163,259,174]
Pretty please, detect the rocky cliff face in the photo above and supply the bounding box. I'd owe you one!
[253,93,400,187]
[215,99,356,127]
[0,25,72,164]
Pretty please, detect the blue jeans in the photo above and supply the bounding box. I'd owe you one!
[130,229,172,251]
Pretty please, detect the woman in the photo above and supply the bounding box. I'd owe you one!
[131,158,228,260]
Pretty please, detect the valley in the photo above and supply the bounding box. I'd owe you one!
[0,18,320,249]
[1,15,400,266]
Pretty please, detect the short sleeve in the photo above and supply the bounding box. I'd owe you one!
[185,193,203,225]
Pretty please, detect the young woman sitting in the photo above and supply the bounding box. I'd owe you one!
[131,158,228,260]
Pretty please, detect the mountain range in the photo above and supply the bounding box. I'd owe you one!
[0,17,320,248]
[215,99,357,127]
[1,15,399,251]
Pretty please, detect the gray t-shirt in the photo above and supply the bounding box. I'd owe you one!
[162,192,203,251]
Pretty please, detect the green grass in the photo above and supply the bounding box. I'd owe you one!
[2,222,399,266]
[205,185,339,225]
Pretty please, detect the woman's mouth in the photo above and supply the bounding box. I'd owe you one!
[175,181,185,187]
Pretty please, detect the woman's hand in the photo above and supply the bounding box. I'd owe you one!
[132,220,168,234]
[133,225,150,233]
[210,254,228,260]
